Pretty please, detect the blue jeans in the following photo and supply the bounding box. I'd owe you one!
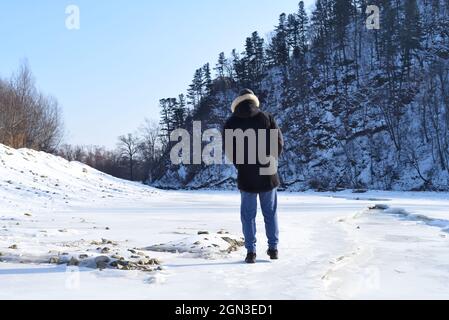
[240,189,279,253]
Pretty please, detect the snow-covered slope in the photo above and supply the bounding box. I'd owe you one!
[2,144,449,299]
[0,144,158,212]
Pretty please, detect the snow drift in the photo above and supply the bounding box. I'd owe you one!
[0,143,158,212]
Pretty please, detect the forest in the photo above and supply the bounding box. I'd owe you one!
[154,0,449,191]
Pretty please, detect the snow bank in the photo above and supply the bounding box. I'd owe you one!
[0,144,158,212]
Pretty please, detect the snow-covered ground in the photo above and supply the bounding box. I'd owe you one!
[1,144,449,300]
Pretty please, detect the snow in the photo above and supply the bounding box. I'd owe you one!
[2,144,449,299]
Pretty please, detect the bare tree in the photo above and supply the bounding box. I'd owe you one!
[58,121,162,183]
[58,144,76,161]
[0,61,63,152]
[117,133,140,180]
[139,119,162,182]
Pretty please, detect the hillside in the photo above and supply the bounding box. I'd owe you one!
[0,143,158,212]
[154,0,449,191]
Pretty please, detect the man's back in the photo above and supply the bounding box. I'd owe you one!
[224,89,284,193]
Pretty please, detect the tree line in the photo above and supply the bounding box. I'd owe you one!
[58,119,164,182]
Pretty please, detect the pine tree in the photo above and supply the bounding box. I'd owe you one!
[243,37,254,85]
[288,3,311,104]
[401,0,422,74]
[297,1,309,56]
[187,68,204,108]
[202,63,213,95]
[243,31,266,87]
[350,0,367,84]
[232,49,247,86]
[332,0,353,61]
[311,0,333,84]
[159,98,173,142]
[380,0,400,80]
[172,95,187,129]
[311,0,333,42]
[287,2,310,60]
[267,13,290,67]
[215,52,226,79]
[287,13,301,58]
[253,31,266,81]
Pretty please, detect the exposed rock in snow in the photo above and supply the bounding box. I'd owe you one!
[145,233,245,259]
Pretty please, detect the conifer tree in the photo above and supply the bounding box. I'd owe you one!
[215,52,227,79]
[287,13,301,58]
[171,94,187,129]
[401,0,422,73]
[187,68,204,108]
[202,63,213,95]
[311,0,333,83]
[297,1,309,56]
[380,0,400,79]
[332,0,353,61]
[232,49,247,86]
[267,13,290,67]
[159,98,173,142]
[243,31,266,87]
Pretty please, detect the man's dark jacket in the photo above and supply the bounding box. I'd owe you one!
[223,100,284,193]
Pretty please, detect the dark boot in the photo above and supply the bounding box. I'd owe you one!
[245,252,257,264]
[267,249,279,260]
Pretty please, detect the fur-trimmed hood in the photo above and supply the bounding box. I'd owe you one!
[231,89,260,113]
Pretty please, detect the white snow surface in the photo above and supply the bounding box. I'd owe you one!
[1,144,449,300]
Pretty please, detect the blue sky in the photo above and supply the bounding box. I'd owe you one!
[0,0,315,147]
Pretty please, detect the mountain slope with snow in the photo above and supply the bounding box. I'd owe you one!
[154,0,449,192]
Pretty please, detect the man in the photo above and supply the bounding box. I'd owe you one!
[224,89,284,264]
